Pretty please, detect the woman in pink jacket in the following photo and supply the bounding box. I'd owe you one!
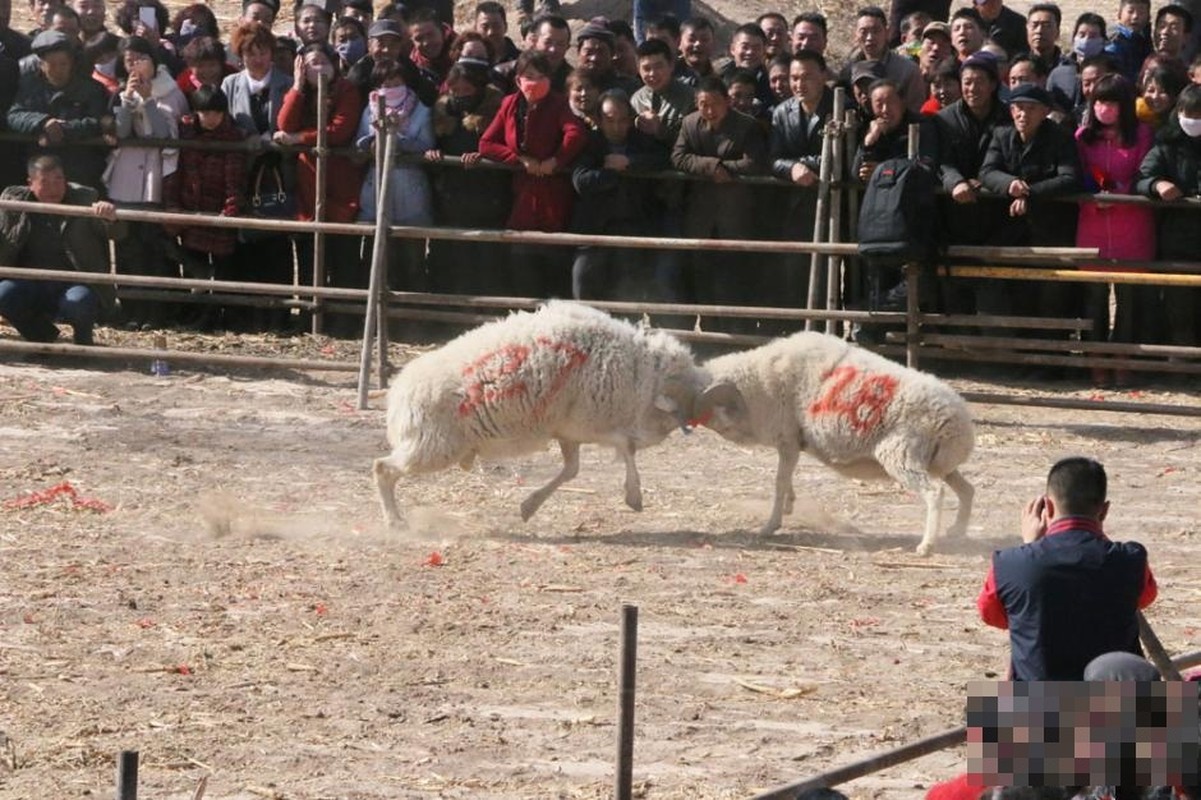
[1075,74,1156,387]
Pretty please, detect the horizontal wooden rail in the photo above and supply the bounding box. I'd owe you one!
[888,331,1201,359]
[942,265,1201,287]
[0,339,358,371]
[0,199,1100,261]
[963,390,1201,417]
[878,341,1201,374]
[6,129,1201,206]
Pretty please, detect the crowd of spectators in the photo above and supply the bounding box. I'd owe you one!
[1,0,1200,370]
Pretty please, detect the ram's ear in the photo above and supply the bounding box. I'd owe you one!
[695,382,747,422]
[653,394,678,414]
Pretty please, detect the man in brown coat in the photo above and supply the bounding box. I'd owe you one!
[671,74,767,308]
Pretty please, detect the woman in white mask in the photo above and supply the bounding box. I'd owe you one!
[355,58,435,297]
[1047,12,1108,122]
[1136,83,1201,350]
[1074,74,1156,387]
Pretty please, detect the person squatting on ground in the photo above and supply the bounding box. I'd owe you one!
[0,155,119,346]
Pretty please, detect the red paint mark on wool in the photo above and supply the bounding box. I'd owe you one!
[456,338,589,419]
[807,366,898,435]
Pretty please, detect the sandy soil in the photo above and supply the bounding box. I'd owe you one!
[0,327,1198,800]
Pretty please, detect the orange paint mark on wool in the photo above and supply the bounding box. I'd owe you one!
[807,366,899,435]
[456,338,589,419]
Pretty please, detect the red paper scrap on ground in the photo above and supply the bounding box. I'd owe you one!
[175,664,192,675]
[313,603,328,616]
[730,573,748,584]
[3,481,113,513]
[424,552,444,567]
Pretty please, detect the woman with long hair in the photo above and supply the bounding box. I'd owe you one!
[1075,74,1156,385]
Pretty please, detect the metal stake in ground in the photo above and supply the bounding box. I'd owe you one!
[116,750,138,800]
[357,107,397,410]
[615,603,638,800]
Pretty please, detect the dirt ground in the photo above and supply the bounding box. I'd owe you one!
[0,327,1198,800]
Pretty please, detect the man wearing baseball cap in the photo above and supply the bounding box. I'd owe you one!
[346,18,439,109]
[919,20,954,82]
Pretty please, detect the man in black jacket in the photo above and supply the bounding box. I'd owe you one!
[769,49,833,307]
[934,52,1010,311]
[1135,84,1201,346]
[569,89,669,300]
[7,30,109,191]
[1,0,32,60]
[978,82,1080,319]
[975,0,1027,57]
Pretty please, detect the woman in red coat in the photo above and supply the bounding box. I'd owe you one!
[478,50,587,297]
[275,44,364,224]
[275,43,365,317]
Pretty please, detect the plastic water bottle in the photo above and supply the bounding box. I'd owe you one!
[150,334,170,377]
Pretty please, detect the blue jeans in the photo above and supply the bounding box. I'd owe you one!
[0,279,98,345]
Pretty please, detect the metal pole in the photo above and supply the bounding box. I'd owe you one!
[824,89,846,336]
[907,122,919,160]
[311,72,329,335]
[116,750,138,800]
[357,114,395,410]
[614,603,638,800]
[806,125,834,330]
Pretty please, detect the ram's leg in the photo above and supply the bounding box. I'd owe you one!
[944,470,974,538]
[520,439,581,522]
[760,442,800,536]
[881,457,944,556]
[373,455,405,528]
[617,438,642,512]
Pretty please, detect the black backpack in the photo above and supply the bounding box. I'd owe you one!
[856,156,941,264]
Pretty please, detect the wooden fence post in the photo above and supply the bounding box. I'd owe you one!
[356,107,396,410]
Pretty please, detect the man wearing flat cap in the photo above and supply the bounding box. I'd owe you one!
[7,30,109,191]
[978,82,1081,320]
[577,17,641,94]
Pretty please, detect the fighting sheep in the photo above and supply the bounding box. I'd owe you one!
[691,331,975,555]
[374,301,705,527]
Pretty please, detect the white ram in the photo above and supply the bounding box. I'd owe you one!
[374,301,704,526]
[691,331,975,555]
